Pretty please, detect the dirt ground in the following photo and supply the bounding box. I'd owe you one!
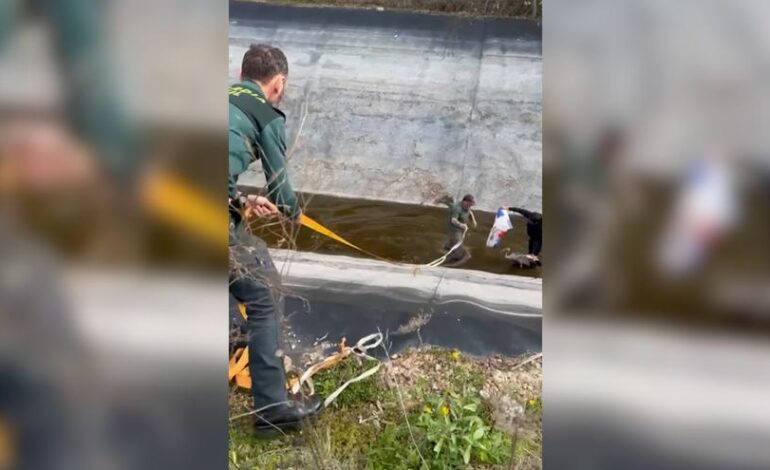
[385,348,542,441]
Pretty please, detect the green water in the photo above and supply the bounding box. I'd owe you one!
[249,192,542,278]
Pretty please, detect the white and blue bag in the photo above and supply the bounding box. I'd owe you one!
[486,207,513,248]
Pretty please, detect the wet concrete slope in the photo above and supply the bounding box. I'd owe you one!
[273,249,542,356]
[229,2,542,212]
[285,287,541,357]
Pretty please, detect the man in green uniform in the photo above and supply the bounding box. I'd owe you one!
[228,44,322,437]
[444,194,477,264]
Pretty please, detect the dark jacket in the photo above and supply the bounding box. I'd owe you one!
[508,207,542,256]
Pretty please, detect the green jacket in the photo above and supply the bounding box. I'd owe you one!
[448,202,470,231]
[228,80,299,217]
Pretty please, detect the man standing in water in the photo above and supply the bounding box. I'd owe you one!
[229,44,322,436]
[442,194,477,264]
[508,206,542,262]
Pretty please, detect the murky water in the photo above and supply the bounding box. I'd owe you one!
[249,192,542,278]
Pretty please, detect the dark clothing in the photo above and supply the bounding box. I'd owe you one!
[509,207,542,256]
[228,81,297,410]
[229,225,288,409]
[228,81,299,217]
[528,235,542,258]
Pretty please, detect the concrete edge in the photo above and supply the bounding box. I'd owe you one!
[270,248,543,313]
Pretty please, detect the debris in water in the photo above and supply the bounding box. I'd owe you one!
[313,332,329,346]
[395,311,430,334]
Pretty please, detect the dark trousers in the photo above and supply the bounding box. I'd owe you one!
[229,225,288,409]
[528,236,542,256]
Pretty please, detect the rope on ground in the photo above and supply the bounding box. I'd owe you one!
[511,352,543,371]
[229,331,385,409]
[293,333,383,408]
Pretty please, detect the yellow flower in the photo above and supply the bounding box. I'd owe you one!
[450,351,461,361]
[424,405,433,413]
[441,405,450,416]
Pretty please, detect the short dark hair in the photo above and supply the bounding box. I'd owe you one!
[241,44,289,82]
[462,194,475,204]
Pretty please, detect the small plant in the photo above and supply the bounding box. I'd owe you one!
[527,396,542,414]
[366,422,426,470]
[417,388,511,467]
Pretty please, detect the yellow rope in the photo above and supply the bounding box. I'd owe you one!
[299,213,393,263]
[140,171,456,268]
[142,171,228,247]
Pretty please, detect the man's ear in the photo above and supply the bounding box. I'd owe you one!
[273,79,282,96]
[265,75,282,101]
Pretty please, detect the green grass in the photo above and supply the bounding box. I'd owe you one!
[229,347,542,469]
[312,356,386,409]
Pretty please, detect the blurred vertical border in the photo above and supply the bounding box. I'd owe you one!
[544,0,770,468]
[0,0,228,468]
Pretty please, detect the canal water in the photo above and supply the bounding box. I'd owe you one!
[249,192,542,278]
[237,191,543,357]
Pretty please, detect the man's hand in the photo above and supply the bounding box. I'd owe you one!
[245,194,279,218]
[0,121,98,193]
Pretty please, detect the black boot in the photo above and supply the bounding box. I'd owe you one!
[253,395,324,437]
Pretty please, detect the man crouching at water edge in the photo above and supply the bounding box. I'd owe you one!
[228,44,323,437]
[442,194,477,265]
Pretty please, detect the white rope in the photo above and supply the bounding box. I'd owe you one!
[323,362,381,408]
[424,226,468,268]
[322,332,383,407]
[291,333,384,408]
